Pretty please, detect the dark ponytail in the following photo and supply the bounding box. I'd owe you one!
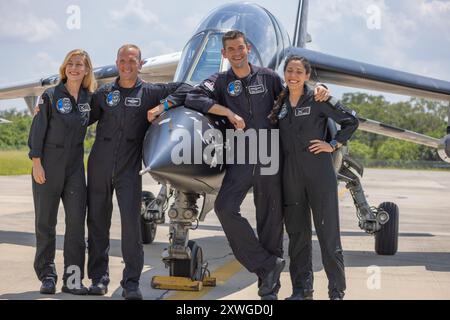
[269,87,289,124]
[268,55,311,124]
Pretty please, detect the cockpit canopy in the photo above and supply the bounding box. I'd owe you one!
[174,2,290,84]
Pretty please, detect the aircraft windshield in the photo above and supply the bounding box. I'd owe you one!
[175,32,263,85]
[174,32,204,83]
[195,3,277,67]
[190,33,223,83]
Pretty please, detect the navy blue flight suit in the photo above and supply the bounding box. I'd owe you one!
[277,85,359,298]
[87,78,191,290]
[28,82,92,284]
[186,64,285,291]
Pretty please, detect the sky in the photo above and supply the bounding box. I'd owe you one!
[1,0,450,111]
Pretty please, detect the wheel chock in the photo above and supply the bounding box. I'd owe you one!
[202,276,216,287]
[151,276,217,291]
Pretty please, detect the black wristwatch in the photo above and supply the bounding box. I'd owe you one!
[329,139,339,151]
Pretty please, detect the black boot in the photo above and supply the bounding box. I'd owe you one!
[329,289,345,300]
[285,289,314,300]
[122,287,143,300]
[88,281,108,296]
[40,277,56,294]
[61,282,89,295]
[258,258,285,297]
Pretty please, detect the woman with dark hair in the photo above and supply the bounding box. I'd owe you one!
[28,49,97,295]
[269,55,359,300]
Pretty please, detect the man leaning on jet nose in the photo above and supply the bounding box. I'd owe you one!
[86,44,191,300]
[181,30,330,300]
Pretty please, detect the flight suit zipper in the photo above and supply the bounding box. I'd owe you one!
[111,96,126,184]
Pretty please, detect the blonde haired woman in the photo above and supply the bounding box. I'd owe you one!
[28,49,97,295]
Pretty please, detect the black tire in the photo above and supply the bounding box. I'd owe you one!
[141,191,157,245]
[170,240,203,279]
[375,202,399,255]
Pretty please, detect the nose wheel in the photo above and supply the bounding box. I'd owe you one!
[375,202,399,255]
[169,240,204,281]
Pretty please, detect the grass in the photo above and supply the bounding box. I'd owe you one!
[0,150,90,176]
[0,150,31,175]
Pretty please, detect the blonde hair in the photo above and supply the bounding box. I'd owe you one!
[59,49,97,93]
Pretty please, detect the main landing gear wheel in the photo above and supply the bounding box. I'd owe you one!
[375,202,399,255]
[141,191,157,245]
[169,240,204,281]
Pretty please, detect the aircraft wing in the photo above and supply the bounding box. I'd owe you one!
[0,51,181,111]
[357,117,439,148]
[287,47,450,102]
[0,118,11,124]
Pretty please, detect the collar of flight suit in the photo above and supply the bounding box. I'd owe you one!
[55,81,88,104]
[112,77,144,91]
[290,84,315,108]
[227,63,261,81]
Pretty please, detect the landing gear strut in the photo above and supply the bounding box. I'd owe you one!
[339,155,399,255]
[150,189,216,291]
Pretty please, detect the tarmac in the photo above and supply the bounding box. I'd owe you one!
[1,168,449,300]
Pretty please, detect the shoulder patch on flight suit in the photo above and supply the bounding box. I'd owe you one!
[278,103,288,120]
[106,90,121,107]
[248,84,265,95]
[125,97,141,107]
[295,106,311,117]
[227,80,243,97]
[204,80,215,92]
[328,97,357,117]
[56,98,72,114]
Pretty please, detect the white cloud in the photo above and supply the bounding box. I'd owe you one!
[142,40,175,57]
[109,0,159,26]
[33,52,60,77]
[0,12,60,43]
[307,0,450,81]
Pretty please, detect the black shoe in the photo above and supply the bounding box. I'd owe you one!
[329,290,345,300]
[88,281,108,296]
[40,278,56,295]
[122,287,143,300]
[261,293,278,300]
[285,290,314,300]
[258,257,285,297]
[61,283,89,295]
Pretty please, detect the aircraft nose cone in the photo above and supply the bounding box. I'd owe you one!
[142,106,226,193]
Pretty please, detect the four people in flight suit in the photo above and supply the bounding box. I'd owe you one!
[28,36,357,300]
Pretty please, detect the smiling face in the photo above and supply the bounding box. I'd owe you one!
[221,36,251,69]
[116,47,142,82]
[284,59,311,91]
[65,55,88,82]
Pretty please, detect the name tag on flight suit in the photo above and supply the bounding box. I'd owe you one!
[125,97,141,107]
[248,84,265,95]
[295,107,311,117]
